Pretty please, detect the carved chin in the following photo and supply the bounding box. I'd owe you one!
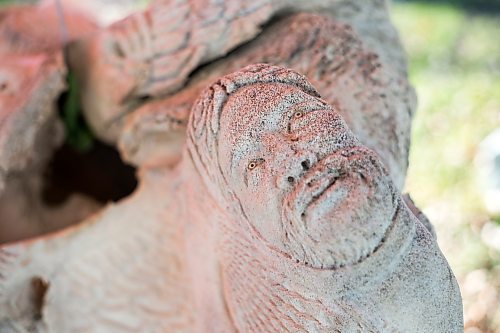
[281,148,396,269]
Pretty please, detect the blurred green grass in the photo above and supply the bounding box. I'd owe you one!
[391,2,500,331]
[0,0,19,5]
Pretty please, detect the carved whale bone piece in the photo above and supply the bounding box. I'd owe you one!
[71,0,413,146]
[120,13,415,189]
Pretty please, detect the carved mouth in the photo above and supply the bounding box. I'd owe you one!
[281,146,395,269]
[284,147,370,218]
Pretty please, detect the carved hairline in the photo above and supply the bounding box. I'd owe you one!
[186,64,321,196]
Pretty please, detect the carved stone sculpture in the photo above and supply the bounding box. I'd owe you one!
[70,0,415,190]
[0,0,414,239]
[0,65,463,332]
[183,65,462,331]
[118,13,415,189]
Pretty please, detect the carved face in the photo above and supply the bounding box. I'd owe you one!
[217,83,397,269]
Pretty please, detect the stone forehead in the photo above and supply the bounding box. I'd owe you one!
[190,64,321,146]
[189,65,319,149]
[220,83,322,144]
[218,63,320,98]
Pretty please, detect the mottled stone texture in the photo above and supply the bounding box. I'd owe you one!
[184,65,462,332]
[0,54,65,188]
[119,13,414,189]
[71,0,415,189]
[0,53,99,243]
[0,0,462,331]
[0,3,96,55]
[0,65,462,332]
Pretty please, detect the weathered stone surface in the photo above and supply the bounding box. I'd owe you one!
[71,0,413,149]
[0,2,97,55]
[0,65,462,332]
[184,64,462,332]
[0,168,191,332]
[119,13,415,189]
[0,53,65,191]
[69,0,283,143]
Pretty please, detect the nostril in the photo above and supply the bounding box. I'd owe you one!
[301,160,310,170]
[287,176,295,184]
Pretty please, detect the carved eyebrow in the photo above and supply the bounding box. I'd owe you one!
[226,93,327,173]
[287,99,329,116]
[286,99,329,132]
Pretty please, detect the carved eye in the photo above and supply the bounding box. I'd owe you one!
[247,158,264,170]
[293,111,304,118]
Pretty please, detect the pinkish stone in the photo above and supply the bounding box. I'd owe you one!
[0,53,65,181]
[119,13,415,189]
[0,53,101,244]
[0,4,100,243]
[183,64,462,332]
[0,65,462,332]
[0,2,97,55]
[68,0,282,143]
[71,0,413,151]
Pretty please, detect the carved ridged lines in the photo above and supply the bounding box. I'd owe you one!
[220,223,337,332]
[0,246,20,297]
[132,12,412,185]
[107,0,276,98]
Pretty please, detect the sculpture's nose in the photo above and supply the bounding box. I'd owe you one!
[277,151,317,190]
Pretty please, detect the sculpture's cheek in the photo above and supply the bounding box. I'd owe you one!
[303,178,393,268]
[244,168,266,189]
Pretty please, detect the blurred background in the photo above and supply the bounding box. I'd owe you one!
[390,1,500,332]
[1,0,499,331]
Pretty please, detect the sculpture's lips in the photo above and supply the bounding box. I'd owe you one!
[284,146,374,218]
[280,146,395,270]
